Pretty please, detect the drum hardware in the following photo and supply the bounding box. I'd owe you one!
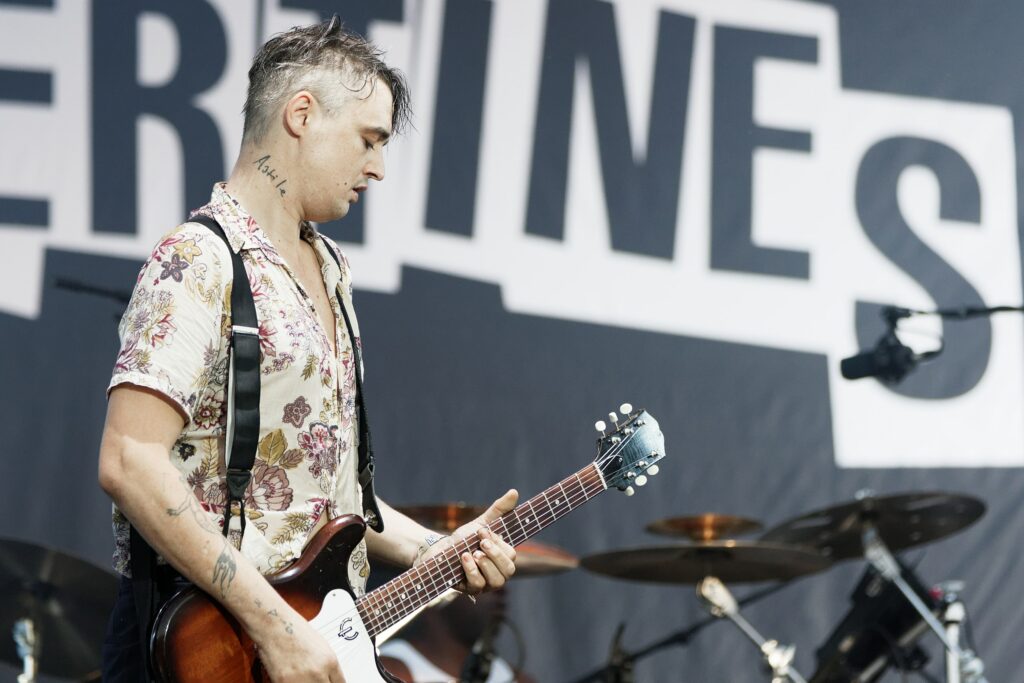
[571,541,828,682]
[602,623,634,683]
[698,576,807,683]
[861,527,986,683]
[765,491,988,683]
[810,556,938,682]
[13,619,38,683]
[0,538,118,681]
[645,513,762,541]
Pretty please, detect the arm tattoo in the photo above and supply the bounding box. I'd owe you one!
[166,476,220,535]
[212,540,237,599]
[254,598,295,635]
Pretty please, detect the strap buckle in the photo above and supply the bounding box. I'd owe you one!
[231,324,260,338]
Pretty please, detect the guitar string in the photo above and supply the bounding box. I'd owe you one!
[318,467,605,644]
[356,425,657,635]
[321,470,605,650]
[354,460,613,633]
[313,426,650,641]
[354,468,607,636]
[335,427,649,639]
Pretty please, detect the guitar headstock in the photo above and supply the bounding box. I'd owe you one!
[593,403,666,496]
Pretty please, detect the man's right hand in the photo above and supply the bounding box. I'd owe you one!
[254,617,346,683]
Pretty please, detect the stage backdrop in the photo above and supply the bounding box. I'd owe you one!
[2,0,1023,680]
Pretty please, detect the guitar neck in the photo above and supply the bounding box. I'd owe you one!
[356,463,607,637]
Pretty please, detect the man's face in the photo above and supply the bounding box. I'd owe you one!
[300,77,394,223]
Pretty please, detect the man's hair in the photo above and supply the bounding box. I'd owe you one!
[242,16,411,144]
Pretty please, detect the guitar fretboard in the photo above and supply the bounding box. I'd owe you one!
[356,462,606,637]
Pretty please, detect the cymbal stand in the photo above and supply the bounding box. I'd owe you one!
[861,525,986,683]
[603,623,635,683]
[565,582,789,683]
[13,618,38,683]
[697,577,807,683]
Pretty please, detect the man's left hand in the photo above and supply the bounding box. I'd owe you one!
[417,489,519,595]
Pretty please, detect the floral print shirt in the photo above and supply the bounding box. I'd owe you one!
[108,184,370,593]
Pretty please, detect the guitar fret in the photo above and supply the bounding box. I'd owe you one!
[357,462,625,637]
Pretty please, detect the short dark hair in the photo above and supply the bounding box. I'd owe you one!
[242,16,411,143]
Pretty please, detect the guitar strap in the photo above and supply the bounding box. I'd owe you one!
[128,214,382,681]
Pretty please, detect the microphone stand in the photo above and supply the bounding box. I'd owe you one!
[566,582,789,683]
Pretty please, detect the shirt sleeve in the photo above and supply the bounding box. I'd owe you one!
[108,222,230,421]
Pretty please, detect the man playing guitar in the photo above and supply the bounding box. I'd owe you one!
[97,17,517,683]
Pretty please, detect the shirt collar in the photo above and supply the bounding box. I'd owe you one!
[191,183,322,268]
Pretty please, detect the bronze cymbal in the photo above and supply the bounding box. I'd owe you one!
[581,541,831,584]
[516,540,579,577]
[397,503,486,533]
[646,514,763,541]
[760,491,986,561]
[0,538,119,680]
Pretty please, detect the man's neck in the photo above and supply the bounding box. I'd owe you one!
[225,146,304,252]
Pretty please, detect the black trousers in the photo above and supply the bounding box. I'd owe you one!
[101,573,190,682]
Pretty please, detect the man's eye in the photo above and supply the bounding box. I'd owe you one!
[363,139,374,151]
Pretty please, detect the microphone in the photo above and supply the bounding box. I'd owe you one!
[840,332,919,383]
[459,615,501,683]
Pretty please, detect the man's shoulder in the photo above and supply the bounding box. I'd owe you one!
[148,217,234,263]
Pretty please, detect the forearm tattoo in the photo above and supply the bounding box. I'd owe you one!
[212,540,238,599]
[255,598,295,635]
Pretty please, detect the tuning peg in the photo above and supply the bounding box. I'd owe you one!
[594,420,607,433]
[647,465,660,476]
[624,486,635,497]
[635,475,648,487]
[608,411,619,424]
[619,403,633,415]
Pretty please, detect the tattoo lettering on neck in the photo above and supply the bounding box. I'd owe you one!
[212,540,237,599]
[254,154,288,196]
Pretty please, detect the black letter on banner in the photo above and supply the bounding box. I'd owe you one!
[91,0,226,234]
[711,26,816,279]
[283,0,404,244]
[0,0,53,228]
[526,0,695,259]
[855,136,989,399]
[425,0,492,237]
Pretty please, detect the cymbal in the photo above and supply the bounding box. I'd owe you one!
[581,541,831,584]
[646,514,763,541]
[397,503,485,533]
[760,491,985,561]
[0,537,119,679]
[516,540,579,577]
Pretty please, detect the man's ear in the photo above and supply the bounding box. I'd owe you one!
[283,90,315,139]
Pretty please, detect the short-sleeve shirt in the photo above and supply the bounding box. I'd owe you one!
[108,183,370,593]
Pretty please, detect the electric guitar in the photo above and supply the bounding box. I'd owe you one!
[149,404,666,682]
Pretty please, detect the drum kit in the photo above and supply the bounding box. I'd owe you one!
[402,492,989,683]
[576,491,988,683]
[0,492,987,683]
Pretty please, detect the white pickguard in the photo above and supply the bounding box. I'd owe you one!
[310,589,390,682]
